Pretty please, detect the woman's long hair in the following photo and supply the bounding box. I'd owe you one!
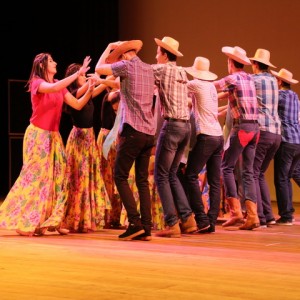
[26,52,51,91]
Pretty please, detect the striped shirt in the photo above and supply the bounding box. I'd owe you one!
[214,70,258,120]
[112,56,156,135]
[252,72,281,134]
[278,89,300,144]
[187,79,222,136]
[152,62,190,120]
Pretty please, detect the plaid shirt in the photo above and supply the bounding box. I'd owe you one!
[214,70,258,120]
[152,61,190,120]
[112,56,156,135]
[252,72,281,134]
[278,89,300,144]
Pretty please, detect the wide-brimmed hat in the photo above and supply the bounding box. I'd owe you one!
[270,68,299,84]
[185,56,218,80]
[222,46,251,65]
[154,36,183,57]
[106,40,143,63]
[249,48,276,68]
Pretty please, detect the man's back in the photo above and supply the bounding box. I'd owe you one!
[112,56,155,135]
[152,62,190,121]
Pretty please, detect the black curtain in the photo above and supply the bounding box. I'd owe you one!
[0,1,119,196]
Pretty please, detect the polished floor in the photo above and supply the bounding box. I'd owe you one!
[0,202,300,300]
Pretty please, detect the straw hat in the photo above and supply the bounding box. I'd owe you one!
[154,36,183,57]
[222,46,251,65]
[270,68,299,85]
[185,57,218,80]
[249,48,276,68]
[106,40,143,63]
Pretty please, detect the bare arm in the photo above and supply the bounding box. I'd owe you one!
[218,91,229,100]
[38,56,91,93]
[95,64,113,76]
[82,74,120,98]
[95,42,120,68]
[97,77,120,90]
[63,77,96,110]
[95,42,121,76]
[218,104,228,117]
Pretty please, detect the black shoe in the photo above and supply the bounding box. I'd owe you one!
[118,224,145,240]
[197,221,211,232]
[259,222,267,228]
[276,218,293,226]
[198,223,215,234]
[266,218,276,225]
[132,232,152,241]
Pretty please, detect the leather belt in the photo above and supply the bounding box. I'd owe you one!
[164,117,189,123]
[233,119,258,125]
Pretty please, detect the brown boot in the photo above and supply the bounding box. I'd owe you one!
[181,214,198,233]
[155,221,181,238]
[222,197,244,227]
[239,200,260,230]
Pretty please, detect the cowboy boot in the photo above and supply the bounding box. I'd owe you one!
[222,197,244,227]
[239,200,260,230]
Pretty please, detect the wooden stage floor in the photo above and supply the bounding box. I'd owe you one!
[1,203,300,300]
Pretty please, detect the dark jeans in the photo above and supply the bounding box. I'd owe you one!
[253,131,281,223]
[185,134,224,226]
[154,120,192,226]
[114,124,154,230]
[292,160,300,187]
[274,141,300,221]
[222,122,260,202]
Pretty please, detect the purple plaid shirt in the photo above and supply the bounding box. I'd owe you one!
[214,70,258,120]
[112,56,156,135]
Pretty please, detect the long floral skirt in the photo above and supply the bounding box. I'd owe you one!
[62,127,110,232]
[0,124,68,232]
[97,128,120,226]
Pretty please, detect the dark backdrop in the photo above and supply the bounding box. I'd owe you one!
[0,1,119,197]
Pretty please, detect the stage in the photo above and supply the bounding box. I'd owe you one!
[1,204,300,300]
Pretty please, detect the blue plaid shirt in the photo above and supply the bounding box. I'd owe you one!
[278,89,300,144]
[252,72,281,134]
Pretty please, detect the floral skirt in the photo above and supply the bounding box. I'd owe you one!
[62,127,110,232]
[0,123,68,232]
[97,128,120,225]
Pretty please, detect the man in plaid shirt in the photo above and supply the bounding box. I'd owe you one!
[214,46,260,230]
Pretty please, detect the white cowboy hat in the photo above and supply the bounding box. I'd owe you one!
[222,46,251,65]
[106,40,143,63]
[249,48,276,68]
[271,68,299,84]
[185,56,218,80]
[154,36,183,57]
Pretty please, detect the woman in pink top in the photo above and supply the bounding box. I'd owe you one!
[0,53,94,236]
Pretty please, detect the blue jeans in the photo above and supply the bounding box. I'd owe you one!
[185,134,224,226]
[114,124,155,230]
[154,120,192,226]
[274,141,300,221]
[222,122,260,202]
[253,131,281,223]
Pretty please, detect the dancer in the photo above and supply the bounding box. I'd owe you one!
[214,46,260,230]
[0,53,94,236]
[62,63,111,233]
[152,36,197,237]
[95,40,156,241]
